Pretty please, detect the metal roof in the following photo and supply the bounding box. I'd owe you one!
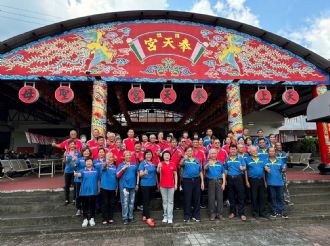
[0,10,330,73]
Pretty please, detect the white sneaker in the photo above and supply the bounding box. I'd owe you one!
[89,218,95,226]
[168,219,173,224]
[75,210,81,216]
[82,219,88,227]
[162,218,168,223]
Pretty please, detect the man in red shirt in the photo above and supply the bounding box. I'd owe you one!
[123,129,137,152]
[192,139,206,166]
[131,142,144,165]
[52,130,83,152]
[182,131,192,147]
[86,128,100,149]
[164,138,183,168]
[208,138,227,164]
[178,137,187,155]
[141,134,149,151]
[106,131,116,149]
[157,131,170,151]
[91,136,109,159]
[110,138,125,167]
[222,137,231,154]
[145,134,161,165]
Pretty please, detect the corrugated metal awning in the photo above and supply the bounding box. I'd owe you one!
[307,91,330,122]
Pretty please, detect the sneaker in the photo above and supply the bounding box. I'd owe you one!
[260,213,269,219]
[282,213,289,219]
[228,213,235,219]
[217,215,225,221]
[102,220,108,225]
[192,217,200,222]
[146,218,155,227]
[137,205,143,211]
[209,215,216,221]
[162,218,168,223]
[200,205,206,209]
[240,215,247,221]
[108,220,114,224]
[72,200,76,204]
[64,200,70,206]
[167,219,173,224]
[75,210,81,216]
[224,200,230,207]
[123,219,129,225]
[128,218,136,223]
[89,218,95,226]
[82,219,88,228]
[142,216,147,221]
[276,213,282,218]
[183,218,190,222]
[270,213,277,218]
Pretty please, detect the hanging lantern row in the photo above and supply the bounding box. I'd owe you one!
[18,82,74,104]
[128,83,208,105]
[255,86,299,105]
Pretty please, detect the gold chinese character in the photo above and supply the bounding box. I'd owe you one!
[175,33,180,38]
[162,37,175,49]
[157,33,162,38]
[144,38,158,51]
[178,38,192,52]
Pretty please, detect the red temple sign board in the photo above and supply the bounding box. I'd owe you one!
[0,21,327,84]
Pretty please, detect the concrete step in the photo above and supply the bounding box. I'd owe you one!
[288,183,330,193]
[289,192,330,203]
[1,210,330,236]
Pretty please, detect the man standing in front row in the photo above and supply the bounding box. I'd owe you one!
[225,145,247,221]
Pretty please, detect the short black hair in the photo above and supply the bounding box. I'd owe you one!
[229,144,237,149]
[96,136,104,140]
[144,149,153,159]
[258,138,266,143]
[68,139,76,145]
[162,150,171,159]
[85,157,93,162]
[135,141,141,145]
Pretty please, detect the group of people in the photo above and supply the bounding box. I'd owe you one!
[53,127,289,228]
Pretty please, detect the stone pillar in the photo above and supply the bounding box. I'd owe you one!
[226,83,243,135]
[91,80,107,136]
[313,84,330,165]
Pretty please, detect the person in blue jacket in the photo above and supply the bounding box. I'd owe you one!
[257,138,269,162]
[225,144,247,221]
[138,150,157,227]
[74,157,100,227]
[180,146,205,223]
[116,150,139,225]
[265,147,288,219]
[93,148,107,211]
[253,129,271,148]
[245,146,267,218]
[74,148,92,216]
[63,140,81,205]
[100,152,117,225]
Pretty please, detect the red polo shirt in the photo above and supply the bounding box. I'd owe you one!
[110,147,125,167]
[216,148,228,164]
[131,151,144,164]
[145,143,161,164]
[123,137,137,152]
[165,147,183,168]
[184,138,192,147]
[157,140,170,151]
[193,148,206,165]
[91,146,109,159]
[86,139,98,149]
[222,144,230,154]
[59,139,83,152]
[159,161,176,188]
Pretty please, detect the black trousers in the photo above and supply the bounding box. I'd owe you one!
[183,177,201,220]
[141,186,155,219]
[249,178,266,216]
[174,168,182,208]
[135,184,143,208]
[64,173,74,201]
[81,195,96,220]
[101,188,116,221]
[74,182,82,210]
[228,175,245,216]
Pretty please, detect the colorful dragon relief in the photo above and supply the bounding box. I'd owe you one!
[0,21,327,83]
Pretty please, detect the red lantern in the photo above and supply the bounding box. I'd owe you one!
[160,86,177,104]
[191,86,208,104]
[55,84,74,103]
[18,84,39,104]
[255,87,272,105]
[282,88,299,105]
[128,85,145,104]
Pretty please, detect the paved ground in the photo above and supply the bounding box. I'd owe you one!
[2,221,330,246]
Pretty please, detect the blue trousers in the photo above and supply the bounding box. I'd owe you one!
[269,185,284,214]
[120,187,136,220]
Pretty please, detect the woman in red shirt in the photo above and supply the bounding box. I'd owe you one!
[157,151,177,224]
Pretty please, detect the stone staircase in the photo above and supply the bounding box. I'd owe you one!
[1,182,330,237]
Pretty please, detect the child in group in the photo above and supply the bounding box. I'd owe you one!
[74,157,100,227]
[116,151,138,225]
[157,151,178,224]
[63,140,81,205]
[138,150,157,227]
[100,152,117,225]
[74,148,92,216]
[265,147,288,219]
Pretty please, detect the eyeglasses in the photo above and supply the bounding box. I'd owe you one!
[181,141,186,143]
[214,142,220,144]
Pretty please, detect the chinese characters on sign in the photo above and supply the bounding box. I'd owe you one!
[18,86,39,103]
[144,33,192,52]
[255,89,272,105]
[191,88,208,104]
[55,86,74,103]
[282,89,299,105]
[128,87,145,104]
[160,88,177,104]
